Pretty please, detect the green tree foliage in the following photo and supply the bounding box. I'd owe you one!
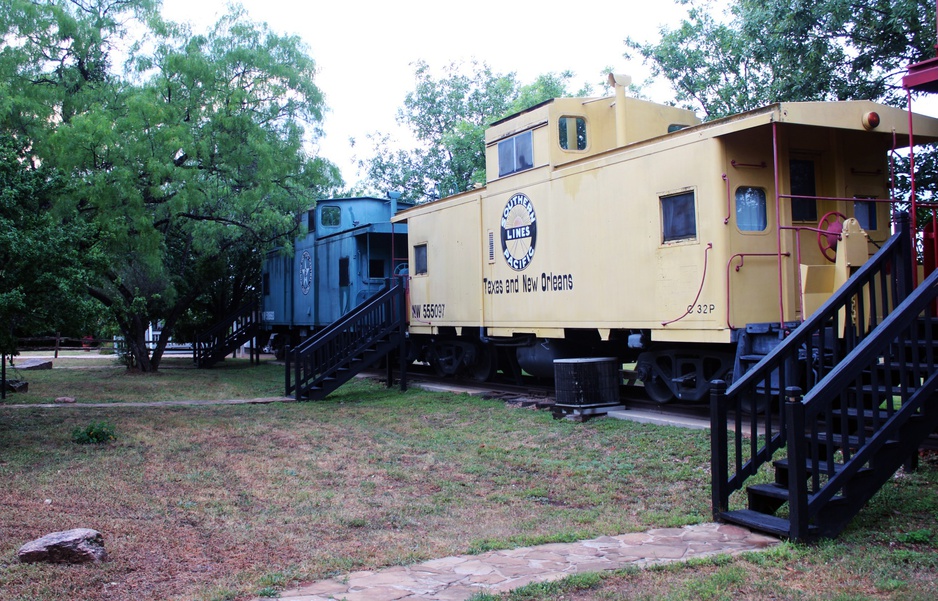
[626,0,937,118]
[360,61,588,202]
[1,1,341,370]
[0,135,103,355]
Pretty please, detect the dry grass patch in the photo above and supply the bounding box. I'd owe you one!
[0,376,712,601]
[2,356,284,404]
[475,454,938,601]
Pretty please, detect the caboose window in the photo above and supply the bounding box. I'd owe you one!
[369,259,384,279]
[321,206,341,227]
[854,197,878,230]
[558,116,587,150]
[736,187,767,231]
[661,191,697,243]
[498,131,533,177]
[790,159,818,222]
[414,244,428,275]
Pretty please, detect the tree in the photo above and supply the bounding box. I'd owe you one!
[626,0,937,119]
[360,61,588,202]
[1,1,341,370]
[0,134,103,355]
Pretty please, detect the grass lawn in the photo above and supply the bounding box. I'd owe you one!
[1,358,936,601]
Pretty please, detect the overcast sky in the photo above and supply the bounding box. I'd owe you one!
[159,0,689,187]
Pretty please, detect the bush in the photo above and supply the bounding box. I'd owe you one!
[72,421,117,444]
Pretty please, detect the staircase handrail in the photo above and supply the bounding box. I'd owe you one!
[287,281,405,399]
[785,266,938,535]
[194,301,259,367]
[712,214,913,515]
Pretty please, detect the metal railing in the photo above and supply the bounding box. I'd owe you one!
[711,214,914,520]
[783,266,938,539]
[286,280,406,400]
[194,302,260,368]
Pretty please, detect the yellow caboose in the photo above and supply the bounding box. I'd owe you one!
[393,76,938,403]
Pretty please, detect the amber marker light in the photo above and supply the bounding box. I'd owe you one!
[862,111,881,130]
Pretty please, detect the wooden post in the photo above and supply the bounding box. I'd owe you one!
[398,281,408,392]
[284,340,292,398]
[785,386,808,541]
[710,379,728,518]
[54,332,60,359]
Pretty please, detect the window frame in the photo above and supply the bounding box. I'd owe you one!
[853,197,879,231]
[789,158,818,223]
[735,186,768,233]
[497,130,534,177]
[413,243,428,275]
[558,115,587,151]
[368,258,385,280]
[660,190,698,244]
[320,205,341,228]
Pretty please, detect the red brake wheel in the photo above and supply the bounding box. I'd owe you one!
[817,211,846,263]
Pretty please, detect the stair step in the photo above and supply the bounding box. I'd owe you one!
[812,432,871,450]
[775,457,851,475]
[831,407,895,422]
[748,481,850,505]
[810,430,902,448]
[748,482,789,501]
[773,457,864,481]
[856,384,919,398]
[719,509,795,538]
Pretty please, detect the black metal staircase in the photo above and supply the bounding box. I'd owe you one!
[194,302,261,368]
[286,280,408,401]
[711,215,938,541]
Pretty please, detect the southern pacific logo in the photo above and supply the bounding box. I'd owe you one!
[500,193,537,271]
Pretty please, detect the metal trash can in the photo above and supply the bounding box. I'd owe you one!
[553,357,620,417]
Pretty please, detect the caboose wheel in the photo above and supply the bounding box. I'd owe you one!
[642,374,675,403]
[467,345,496,382]
[817,211,846,262]
[637,360,675,404]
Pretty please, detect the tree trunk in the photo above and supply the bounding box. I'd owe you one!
[122,322,153,372]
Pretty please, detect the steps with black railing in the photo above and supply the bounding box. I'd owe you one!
[194,302,260,368]
[711,215,938,542]
[715,269,938,541]
[286,281,407,401]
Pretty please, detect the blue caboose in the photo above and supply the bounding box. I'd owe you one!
[261,196,410,355]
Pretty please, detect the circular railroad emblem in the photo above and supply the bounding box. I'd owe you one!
[299,250,313,295]
[500,193,537,271]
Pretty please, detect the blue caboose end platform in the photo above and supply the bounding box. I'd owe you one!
[262,196,411,357]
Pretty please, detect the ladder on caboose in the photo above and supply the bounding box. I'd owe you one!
[710,214,938,541]
[286,280,408,401]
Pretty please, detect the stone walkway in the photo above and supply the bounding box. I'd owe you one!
[257,523,777,601]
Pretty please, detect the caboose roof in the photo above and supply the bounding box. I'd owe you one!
[686,101,938,143]
[392,99,938,224]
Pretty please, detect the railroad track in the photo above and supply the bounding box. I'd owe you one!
[395,368,938,450]
[397,365,713,425]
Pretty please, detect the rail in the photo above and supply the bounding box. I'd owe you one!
[783,266,938,539]
[286,280,406,400]
[711,214,914,519]
[194,302,260,368]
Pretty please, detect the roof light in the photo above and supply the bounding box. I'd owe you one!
[862,111,881,130]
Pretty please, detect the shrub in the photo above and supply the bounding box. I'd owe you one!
[72,421,117,445]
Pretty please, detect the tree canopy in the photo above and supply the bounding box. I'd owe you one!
[1,0,341,369]
[0,133,103,355]
[359,61,590,202]
[626,0,938,119]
